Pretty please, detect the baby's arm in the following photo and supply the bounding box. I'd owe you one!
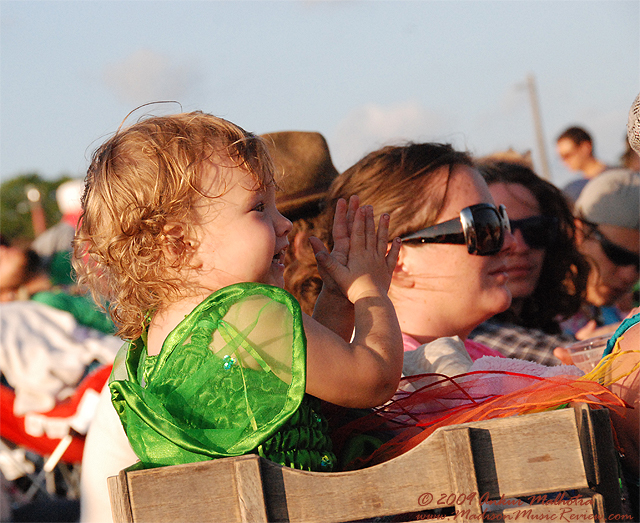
[310,196,358,341]
[303,200,403,409]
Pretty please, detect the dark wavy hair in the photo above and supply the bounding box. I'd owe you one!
[477,160,589,333]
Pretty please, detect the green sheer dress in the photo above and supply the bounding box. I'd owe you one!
[109,283,335,472]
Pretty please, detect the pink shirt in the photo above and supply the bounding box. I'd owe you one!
[402,333,504,361]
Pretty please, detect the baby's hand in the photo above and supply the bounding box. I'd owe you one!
[310,198,401,304]
[309,196,358,300]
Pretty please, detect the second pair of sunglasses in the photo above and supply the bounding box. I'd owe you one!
[400,203,510,256]
[510,216,558,250]
[584,222,639,269]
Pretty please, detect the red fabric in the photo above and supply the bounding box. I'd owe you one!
[464,338,504,360]
[0,365,111,463]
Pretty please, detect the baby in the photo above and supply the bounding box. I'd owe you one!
[73,111,403,471]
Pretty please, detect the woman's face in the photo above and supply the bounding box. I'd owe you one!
[488,182,545,300]
[578,223,639,307]
[0,245,27,291]
[393,165,514,339]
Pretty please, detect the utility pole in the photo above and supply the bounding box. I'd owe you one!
[526,74,552,182]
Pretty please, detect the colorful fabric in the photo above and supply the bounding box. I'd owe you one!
[470,318,572,366]
[333,370,627,469]
[109,283,335,471]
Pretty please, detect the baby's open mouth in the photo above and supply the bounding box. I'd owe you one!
[272,248,286,265]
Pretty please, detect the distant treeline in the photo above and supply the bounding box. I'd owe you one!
[1,174,75,242]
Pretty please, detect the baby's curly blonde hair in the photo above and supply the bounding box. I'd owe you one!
[73,111,275,340]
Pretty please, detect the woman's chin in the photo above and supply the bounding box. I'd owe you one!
[486,289,513,318]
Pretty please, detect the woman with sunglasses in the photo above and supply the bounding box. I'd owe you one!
[562,169,639,339]
[468,160,590,365]
[325,142,514,369]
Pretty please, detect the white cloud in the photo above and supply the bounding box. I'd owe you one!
[330,100,458,171]
[103,49,202,106]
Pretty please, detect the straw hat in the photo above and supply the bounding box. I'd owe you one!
[260,131,339,221]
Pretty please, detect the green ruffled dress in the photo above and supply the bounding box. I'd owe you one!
[109,283,335,472]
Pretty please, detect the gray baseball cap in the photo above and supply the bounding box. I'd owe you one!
[575,168,639,230]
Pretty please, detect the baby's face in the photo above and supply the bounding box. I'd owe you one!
[188,163,292,293]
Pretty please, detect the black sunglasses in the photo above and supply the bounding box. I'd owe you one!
[584,222,639,269]
[401,203,510,256]
[509,216,558,250]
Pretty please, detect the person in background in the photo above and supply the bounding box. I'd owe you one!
[556,126,612,204]
[469,160,589,365]
[31,179,85,286]
[325,142,513,376]
[562,169,639,339]
[261,131,339,315]
[0,235,50,302]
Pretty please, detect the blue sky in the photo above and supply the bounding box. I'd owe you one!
[1,0,638,189]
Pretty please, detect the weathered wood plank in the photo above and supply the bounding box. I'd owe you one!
[262,409,588,522]
[442,428,483,522]
[125,455,261,523]
[574,403,623,518]
[107,470,133,523]
[234,456,268,522]
[461,408,588,499]
[107,406,617,523]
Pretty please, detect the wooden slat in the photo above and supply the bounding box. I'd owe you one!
[125,455,263,523]
[442,428,483,522]
[234,456,268,522]
[464,409,589,499]
[261,443,453,523]
[574,403,623,518]
[262,409,589,522]
[108,470,133,523]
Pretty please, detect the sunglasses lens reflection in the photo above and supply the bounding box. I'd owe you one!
[474,207,504,255]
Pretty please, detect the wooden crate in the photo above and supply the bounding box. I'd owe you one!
[108,403,623,522]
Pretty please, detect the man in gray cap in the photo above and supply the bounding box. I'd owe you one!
[566,169,639,337]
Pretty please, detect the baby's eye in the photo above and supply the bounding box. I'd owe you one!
[253,202,265,212]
